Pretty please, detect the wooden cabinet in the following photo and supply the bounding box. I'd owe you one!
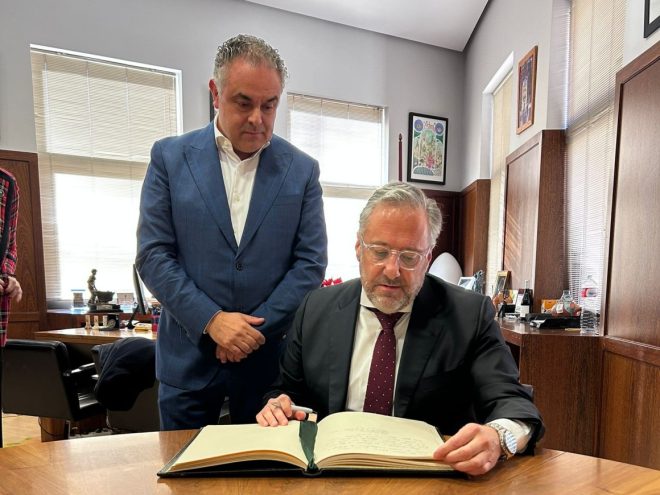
[503,131,566,312]
[0,150,47,339]
[499,319,601,456]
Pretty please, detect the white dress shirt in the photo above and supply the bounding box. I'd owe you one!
[213,118,269,245]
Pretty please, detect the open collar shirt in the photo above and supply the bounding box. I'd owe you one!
[213,117,269,245]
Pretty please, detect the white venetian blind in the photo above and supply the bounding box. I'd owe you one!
[486,73,513,295]
[565,0,624,308]
[31,46,180,301]
[287,93,386,280]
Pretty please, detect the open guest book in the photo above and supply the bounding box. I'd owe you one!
[158,411,455,477]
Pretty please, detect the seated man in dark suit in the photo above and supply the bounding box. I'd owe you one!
[256,182,544,476]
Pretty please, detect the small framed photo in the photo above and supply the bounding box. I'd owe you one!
[516,46,538,134]
[458,276,476,291]
[494,270,511,295]
[645,0,660,37]
[407,112,448,185]
[116,292,134,306]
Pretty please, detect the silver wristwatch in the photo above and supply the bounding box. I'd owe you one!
[487,422,517,460]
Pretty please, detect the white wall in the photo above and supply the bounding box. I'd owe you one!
[461,0,566,190]
[462,0,659,190]
[624,0,660,64]
[0,0,465,190]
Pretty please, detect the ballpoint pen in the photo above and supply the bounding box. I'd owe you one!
[290,405,314,414]
[290,405,317,422]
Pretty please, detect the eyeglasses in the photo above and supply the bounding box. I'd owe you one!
[359,238,429,271]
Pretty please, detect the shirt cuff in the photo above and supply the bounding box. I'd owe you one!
[489,418,533,452]
[204,310,223,335]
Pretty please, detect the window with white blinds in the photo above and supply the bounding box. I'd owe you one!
[486,73,513,295]
[287,94,386,280]
[565,0,624,309]
[31,46,181,303]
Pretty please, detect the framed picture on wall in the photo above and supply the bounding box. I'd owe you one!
[407,112,448,185]
[516,46,538,134]
[645,0,660,37]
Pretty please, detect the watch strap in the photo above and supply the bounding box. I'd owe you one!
[486,422,516,460]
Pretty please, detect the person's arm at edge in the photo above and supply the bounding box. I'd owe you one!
[0,182,21,302]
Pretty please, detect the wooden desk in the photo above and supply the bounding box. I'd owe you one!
[0,430,658,495]
[498,319,601,456]
[35,327,157,345]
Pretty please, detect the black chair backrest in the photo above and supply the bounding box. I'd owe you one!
[2,339,81,420]
[91,339,160,432]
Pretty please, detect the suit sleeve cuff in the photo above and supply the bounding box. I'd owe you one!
[203,310,223,335]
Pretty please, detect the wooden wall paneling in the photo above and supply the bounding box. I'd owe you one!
[598,40,660,469]
[0,150,47,338]
[603,45,660,347]
[458,179,490,276]
[422,189,459,262]
[506,324,601,455]
[503,130,566,312]
[599,344,659,469]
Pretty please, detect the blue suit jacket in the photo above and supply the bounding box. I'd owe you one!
[136,123,327,390]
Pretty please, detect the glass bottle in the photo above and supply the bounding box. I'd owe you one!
[553,290,574,316]
[520,280,532,317]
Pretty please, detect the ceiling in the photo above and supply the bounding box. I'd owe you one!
[244,0,489,52]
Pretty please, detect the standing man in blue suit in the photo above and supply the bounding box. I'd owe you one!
[136,34,328,429]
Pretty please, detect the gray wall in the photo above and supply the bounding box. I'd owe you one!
[624,0,660,64]
[3,0,655,193]
[462,0,659,190]
[0,0,465,190]
[462,0,566,189]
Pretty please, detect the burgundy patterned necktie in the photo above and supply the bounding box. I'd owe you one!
[363,308,404,415]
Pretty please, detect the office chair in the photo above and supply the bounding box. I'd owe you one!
[1,339,105,432]
[92,338,160,432]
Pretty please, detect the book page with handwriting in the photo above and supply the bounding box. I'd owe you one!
[314,412,448,469]
[170,422,307,471]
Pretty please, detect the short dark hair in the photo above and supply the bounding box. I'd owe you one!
[213,34,288,93]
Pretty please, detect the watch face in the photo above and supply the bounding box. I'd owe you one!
[503,430,517,455]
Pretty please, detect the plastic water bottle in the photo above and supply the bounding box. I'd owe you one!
[580,275,600,335]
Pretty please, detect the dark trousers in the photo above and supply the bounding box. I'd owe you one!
[158,351,280,430]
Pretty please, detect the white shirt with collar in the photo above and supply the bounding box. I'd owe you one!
[213,117,269,245]
[345,288,532,452]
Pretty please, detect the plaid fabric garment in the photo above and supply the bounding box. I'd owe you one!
[0,170,19,347]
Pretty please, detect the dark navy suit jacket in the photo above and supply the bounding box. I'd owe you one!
[136,123,327,391]
[270,275,544,452]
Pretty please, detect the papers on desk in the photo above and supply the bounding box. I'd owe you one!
[132,322,152,332]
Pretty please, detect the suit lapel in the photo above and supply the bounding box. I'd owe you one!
[394,278,445,417]
[184,124,237,251]
[327,281,362,414]
[238,141,290,255]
